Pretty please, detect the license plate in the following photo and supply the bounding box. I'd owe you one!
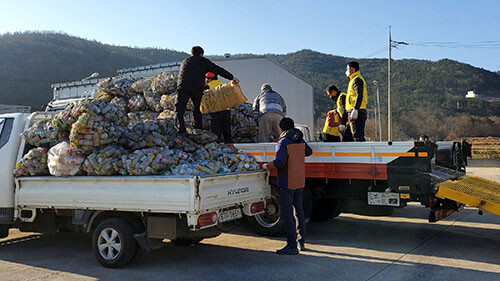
[218,208,242,223]
[367,192,400,206]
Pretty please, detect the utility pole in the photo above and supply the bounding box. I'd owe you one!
[373,81,382,141]
[388,26,392,143]
[387,26,408,143]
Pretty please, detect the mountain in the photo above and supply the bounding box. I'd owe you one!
[0,32,498,140]
[0,31,188,108]
[271,50,500,139]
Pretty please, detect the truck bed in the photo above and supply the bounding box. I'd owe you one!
[16,171,269,214]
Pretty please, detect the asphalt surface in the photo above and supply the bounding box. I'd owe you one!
[0,160,498,281]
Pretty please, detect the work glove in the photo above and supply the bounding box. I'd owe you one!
[350,109,358,121]
[262,163,268,170]
[338,124,346,134]
[232,77,240,84]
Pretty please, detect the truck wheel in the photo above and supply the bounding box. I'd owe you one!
[311,198,342,221]
[171,238,203,246]
[92,218,137,268]
[248,185,284,236]
[0,225,10,239]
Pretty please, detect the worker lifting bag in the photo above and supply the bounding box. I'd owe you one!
[200,80,248,114]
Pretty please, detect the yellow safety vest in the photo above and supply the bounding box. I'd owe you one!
[346,71,368,110]
[207,79,224,89]
[337,92,347,116]
[322,110,340,136]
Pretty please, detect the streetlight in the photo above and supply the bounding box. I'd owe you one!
[373,81,382,142]
[81,72,99,81]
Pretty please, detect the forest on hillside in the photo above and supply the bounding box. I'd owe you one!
[1,32,499,140]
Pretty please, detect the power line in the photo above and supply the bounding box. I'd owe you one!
[365,46,387,57]
[410,40,500,49]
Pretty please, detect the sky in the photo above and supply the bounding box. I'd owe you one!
[1,0,500,71]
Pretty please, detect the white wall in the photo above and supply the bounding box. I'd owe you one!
[216,58,314,130]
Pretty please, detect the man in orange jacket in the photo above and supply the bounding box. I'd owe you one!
[264,117,313,255]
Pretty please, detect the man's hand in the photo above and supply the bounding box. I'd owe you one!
[339,124,346,134]
[350,109,358,121]
[263,161,275,170]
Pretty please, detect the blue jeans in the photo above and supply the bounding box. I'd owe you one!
[280,188,306,249]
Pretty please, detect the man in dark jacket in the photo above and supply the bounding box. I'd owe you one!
[264,117,313,255]
[205,72,232,144]
[175,46,236,133]
[253,83,287,142]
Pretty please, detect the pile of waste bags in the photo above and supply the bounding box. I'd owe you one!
[16,73,262,177]
[14,147,49,176]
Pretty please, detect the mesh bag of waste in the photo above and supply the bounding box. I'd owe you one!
[130,78,153,94]
[14,147,49,176]
[119,147,183,176]
[78,99,127,124]
[69,113,123,152]
[202,114,212,131]
[144,90,163,112]
[200,80,247,114]
[83,145,127,176]
[160,93,194,111]
[169,163,201,176]
[231,103,258,143]
[47,141,87,176]
[95,91,114,102]
[127,111,159,125]
[186,128,218,144]
[151,72,178,95]
[21,120,65,147]
[123,120,174,150]
[128,94,147,112]
[171,134,198,152]
[97,77,138,98]
[110,97,129,112]
[226,153,260,172]
[158,109,194,130]
[160,94,176,111]
[52,101,83,131]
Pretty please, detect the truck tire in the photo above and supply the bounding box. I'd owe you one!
[0,225,9,239]
[171,238,203,246]
[92,218,138,268]
[248,185,284,236]
[311,198,342,221]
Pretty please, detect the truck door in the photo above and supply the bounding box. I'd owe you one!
[0,117,16,223]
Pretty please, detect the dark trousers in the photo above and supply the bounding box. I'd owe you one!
[280,188,306,249]
[210,110,233,143]
[348,109,367,142]
[321,133,341,142]
[175,88,203,132]
[342,126,354,142]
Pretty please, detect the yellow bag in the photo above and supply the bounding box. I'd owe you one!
[200,80,248,114]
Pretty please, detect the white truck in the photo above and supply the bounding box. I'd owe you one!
[0,112,269,268]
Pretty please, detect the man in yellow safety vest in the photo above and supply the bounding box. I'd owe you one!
[324,84,353,141]
[345,61,368,141]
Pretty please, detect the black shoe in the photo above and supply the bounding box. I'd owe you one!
[298,242,306,251]
[276,246,299,255]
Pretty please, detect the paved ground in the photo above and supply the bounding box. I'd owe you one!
[466,159,500,182]
[0,162,498,281]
